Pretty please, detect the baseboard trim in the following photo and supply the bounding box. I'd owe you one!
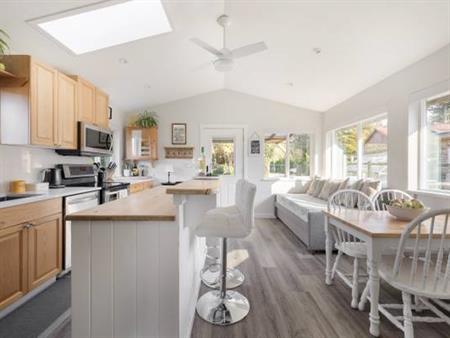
[256,213,276,219]
[38,309,71,338]
[0,277,56,320]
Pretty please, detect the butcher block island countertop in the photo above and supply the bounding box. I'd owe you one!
[66,179,219,222]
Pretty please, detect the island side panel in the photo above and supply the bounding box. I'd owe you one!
[71,221,91,338]
[177,194,218,338]
[136,221,162,338]
[91,221,114,338]
[113,221,138,338]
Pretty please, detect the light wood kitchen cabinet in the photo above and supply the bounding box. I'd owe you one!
[0,198,62,311]
[75,76,96,124]
[28,213,62,290]
[57,73,78,149]
[125,127,158,161]
[95,88,109,128]
[0,224,28,310]
[30,60,58,147]
[129,180,153,194]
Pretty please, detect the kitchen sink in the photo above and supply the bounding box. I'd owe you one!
[0,194,43,202]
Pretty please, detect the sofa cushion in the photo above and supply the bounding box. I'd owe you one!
[310,179,327,197]
[361,179,381,198]
[288,179,312,194]
[276,193,327,223]
[319,179,343,200]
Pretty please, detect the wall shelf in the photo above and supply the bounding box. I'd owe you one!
[0,68,28,87]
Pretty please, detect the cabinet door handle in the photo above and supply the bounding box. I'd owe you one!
[23,223,33,229]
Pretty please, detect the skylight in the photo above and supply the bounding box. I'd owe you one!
[33,0,171,55]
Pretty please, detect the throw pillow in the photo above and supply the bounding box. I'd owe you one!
[361,180,381,198]
[306,177,320,195]
[318,179,342,200]
[349,178,364,191]
[311,179,327,198]
[338,177,350,190]
[288,179,312,194]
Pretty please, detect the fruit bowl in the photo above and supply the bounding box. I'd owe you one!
[386,203,427,221]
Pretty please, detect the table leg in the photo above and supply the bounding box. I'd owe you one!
[368,241,381,337]
[325,216,333,285]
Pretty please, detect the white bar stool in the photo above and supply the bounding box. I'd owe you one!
[195,179,257,325]
[200,238,245,289]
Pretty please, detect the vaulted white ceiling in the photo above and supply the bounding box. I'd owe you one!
[0,0,449,112]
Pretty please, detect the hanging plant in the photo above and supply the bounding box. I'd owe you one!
[134,110,158,128]
[0,29,9,71]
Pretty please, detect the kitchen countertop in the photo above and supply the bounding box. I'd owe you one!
[66,186,176,221]
[166,179,220,195]
[112,176,154,184]
[0,186,101,209]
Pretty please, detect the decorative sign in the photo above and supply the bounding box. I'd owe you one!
[172,123,187,145]
[165,146,194,159]
[249,132,261,156]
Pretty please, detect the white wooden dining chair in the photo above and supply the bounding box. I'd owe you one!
[376,208,450,338]
[359,189,414,310]
[372,189,413,211]
[327,189,375,308]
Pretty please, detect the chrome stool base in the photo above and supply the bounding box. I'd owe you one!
[196,290,250,325]
[201,264,245,289]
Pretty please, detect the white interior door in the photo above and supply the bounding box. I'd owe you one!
[200,126,245,207]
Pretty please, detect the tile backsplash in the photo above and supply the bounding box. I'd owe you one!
[0,144,92,193]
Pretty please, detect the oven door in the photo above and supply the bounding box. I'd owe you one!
[79,122,113,155]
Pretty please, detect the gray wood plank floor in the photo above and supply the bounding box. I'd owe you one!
[191,218,449,338]
[49,218,449,338]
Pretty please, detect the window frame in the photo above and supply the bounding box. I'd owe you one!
[329,113,388,183]
[263,132,312,179]
[417,91,450,193]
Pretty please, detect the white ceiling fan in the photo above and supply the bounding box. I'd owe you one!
[191,14,268,72]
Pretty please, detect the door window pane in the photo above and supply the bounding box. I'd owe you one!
[334,126,358,178]
[211,138,235,176]
[362,118,388,186]
[423,94,450,191]
[264,134,287,177]
[289,134,310,177]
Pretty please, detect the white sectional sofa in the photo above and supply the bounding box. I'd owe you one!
[275,177,381,252]
[275,193,328,252]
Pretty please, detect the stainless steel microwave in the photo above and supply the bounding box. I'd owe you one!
[56,122,113,157]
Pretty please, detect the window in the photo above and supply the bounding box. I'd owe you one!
[331,115,388,186]
[420,93,450,192]
[33,0,171,55]
[264,133,311,178]
[211,138,235,176]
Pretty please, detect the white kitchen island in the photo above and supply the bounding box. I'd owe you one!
[67,180,220,338]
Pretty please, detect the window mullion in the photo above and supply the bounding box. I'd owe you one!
[357,123,363,178]
[286,134,290,177]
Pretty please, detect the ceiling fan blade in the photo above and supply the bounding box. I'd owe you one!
[190,38,222,57]
[231,41,267,59]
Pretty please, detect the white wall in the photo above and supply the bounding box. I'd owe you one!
[127,89,323,217]
[0,109,126,194]
[323,45,450,208]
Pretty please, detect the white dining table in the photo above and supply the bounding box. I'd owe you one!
[323,209,449,337]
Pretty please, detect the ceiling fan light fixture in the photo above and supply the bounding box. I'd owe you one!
[213,58,233,72]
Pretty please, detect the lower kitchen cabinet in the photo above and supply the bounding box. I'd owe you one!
[0,224,28,310]
[28,214,62,290]
[0,198,62,311]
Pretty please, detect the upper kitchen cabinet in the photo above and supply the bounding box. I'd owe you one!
[30,60,58,147]
[57,73,78,149]
[95,88,109,128]
[69,76,109,128]
[0,55,111,148]
[125,127,158,161]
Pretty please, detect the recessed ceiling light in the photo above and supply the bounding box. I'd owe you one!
[287,82,294,87]
[313,48,322,55]
[118,58,128,64]
[144,84,151,89]
[30,0,172,55]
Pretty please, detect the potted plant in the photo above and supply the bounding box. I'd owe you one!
[0,29,9,71]
[134,110,158,128]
